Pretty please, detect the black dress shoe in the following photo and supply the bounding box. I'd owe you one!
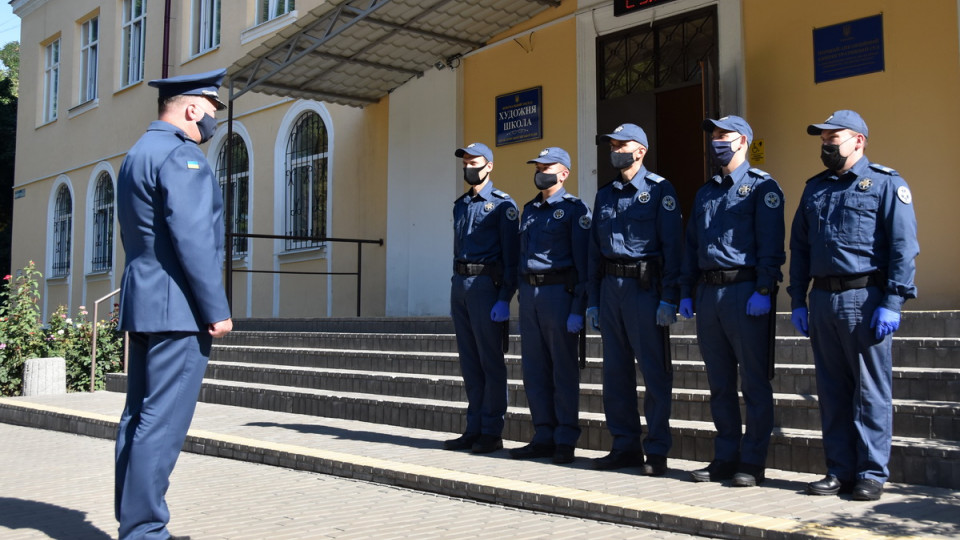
[509,442,555,459]
[732,463,765,487]
[167,535,191,540]
[552,444,576,464]
[851,478,884,501]
[806,474,854,495]
[443,433,479,451]
[592,449,644,470]
[641,454,667,476]
[689,460,737,483]
[471,434,503,454]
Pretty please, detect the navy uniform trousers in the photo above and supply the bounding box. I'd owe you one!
[599,275,672,455]
[809,285,892,484]
[518,282,580,447]
[695,280,773,466]
[450,274,508,436]
[115,331,212,539]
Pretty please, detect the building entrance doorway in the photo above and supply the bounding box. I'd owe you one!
[595,6,718,224]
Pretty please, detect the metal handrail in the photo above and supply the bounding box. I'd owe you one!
[225,233,383,316]
[90,288,122,392]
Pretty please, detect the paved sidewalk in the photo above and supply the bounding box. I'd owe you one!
[1,392,958,539]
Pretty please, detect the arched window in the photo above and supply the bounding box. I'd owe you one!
[284,111,327,250]
[216,133,250,257]
[52,185,72,277]
[91,172,114,272]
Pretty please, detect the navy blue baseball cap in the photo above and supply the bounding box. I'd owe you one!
[455,142,494,162]
[702,115,753,144]
[807,110,868,138]
[149,68,227,110]
[526,147,571,169]
[599,123,649,148]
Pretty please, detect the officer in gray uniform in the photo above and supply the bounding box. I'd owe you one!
[510,147,591,464]
[115,68,233,539]
[586,123,682,475]
[790,110,918,501]
[680,115,785,487]
[445,142,519,454]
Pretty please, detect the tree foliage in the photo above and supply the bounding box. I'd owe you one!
[0,41,19,97]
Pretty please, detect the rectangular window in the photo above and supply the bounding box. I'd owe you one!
[80,17,99,103]
[192,0,221,55]
[122,0,147,87]
[43,39,60,122]
[258,0,295,24]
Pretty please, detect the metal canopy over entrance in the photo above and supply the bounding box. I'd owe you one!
[227,0,560,107]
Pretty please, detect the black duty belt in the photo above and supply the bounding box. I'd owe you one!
[454,262,497,277]
[524,269,574,287]
[601,258,657,289]
[812,272,884,292]
[700,267,757,286]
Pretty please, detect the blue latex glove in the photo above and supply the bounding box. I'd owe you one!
[679,298,694,319]
[871,307,901,340]
[566,313,584,333]
[656,301,677,327]
[746,291,771,317]
[490,300,510,322]
[586,306,600,330]
[791,307,809,337]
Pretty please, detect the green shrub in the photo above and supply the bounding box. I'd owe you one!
[0,261,125,396]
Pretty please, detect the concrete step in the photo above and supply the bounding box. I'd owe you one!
[217,332,960,369]
[211,344,960,402]
[103,372,960,489]
[233,310,960,338]
[204,360,959,440]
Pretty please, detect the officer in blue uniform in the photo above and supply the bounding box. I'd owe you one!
[445,142,520,454]
[510,147,591,465]
[586,124,682,475]
[679,116,785,487]
[789,110,918,501]
[114,68,233,539]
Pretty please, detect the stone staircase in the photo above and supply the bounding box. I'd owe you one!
[105,312,960,488]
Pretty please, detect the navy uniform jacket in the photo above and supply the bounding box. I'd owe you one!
[587,167,683,305]
[453,181,520,302]
[788,156,919,312]
[116,121,231,333]
[680,163,785,298]
[519,187,592,313]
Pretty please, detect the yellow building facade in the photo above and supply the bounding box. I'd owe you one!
[11,0,958,320]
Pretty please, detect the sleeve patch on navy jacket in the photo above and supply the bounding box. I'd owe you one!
[662,195,677,211]
[897,186,913,204]
[764,192,781,209]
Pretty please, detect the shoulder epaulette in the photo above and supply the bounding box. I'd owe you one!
[562,192,580,202]
[806,170,831,183]
[492,189,511,199]
[645,172,665,184]
[869,163,899,176]
[748,167,771,178]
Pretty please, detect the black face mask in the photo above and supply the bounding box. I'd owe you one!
[610,150,635,170]
[533,171,559,190]
[819,135,854,171]
[463,166,487,186]
[197,113,217,144]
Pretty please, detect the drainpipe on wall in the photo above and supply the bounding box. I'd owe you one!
[162,0,172,78]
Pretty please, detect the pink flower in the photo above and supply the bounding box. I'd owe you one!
[2,274,10,281]
[0,343,6,349]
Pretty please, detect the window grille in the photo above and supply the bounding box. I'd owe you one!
[216,134,249,257]
[52,185,72,278]
[284,112,327,251]
[91,173,114,272]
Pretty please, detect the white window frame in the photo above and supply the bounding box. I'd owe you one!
[258,0,295,24]
[43,39,60,123]
[192,0,221,56]
[121,0,147,87]
[80,17,99,104]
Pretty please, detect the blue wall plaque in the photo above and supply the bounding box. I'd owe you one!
[495,87,542,147]
[813,14,884,84]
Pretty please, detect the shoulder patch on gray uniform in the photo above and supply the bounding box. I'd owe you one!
[764,192,781,209]
[662,195,677,211]
[645,172,665,183]
[897,186,913,205]
[579,214,591,229]
[869,163,899,175]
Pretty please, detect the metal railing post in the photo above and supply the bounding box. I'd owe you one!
[90,288,122,392]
